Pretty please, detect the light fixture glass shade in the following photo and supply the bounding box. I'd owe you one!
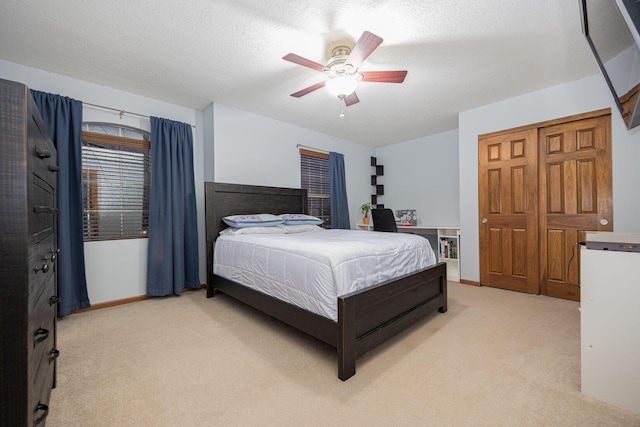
[325,75,357,98]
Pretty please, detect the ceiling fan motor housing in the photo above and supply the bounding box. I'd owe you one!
[326,46,358,78]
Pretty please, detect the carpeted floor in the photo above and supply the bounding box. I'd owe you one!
[47,282,640,426]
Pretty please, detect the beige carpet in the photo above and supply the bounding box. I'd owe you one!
[47,282,640,426]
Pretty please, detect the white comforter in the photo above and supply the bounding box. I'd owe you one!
[213,229,436,321]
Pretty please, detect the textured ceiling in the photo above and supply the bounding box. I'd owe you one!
[0,0,600,146]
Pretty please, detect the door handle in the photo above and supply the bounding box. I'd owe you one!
[482,218,488,224]
[599,219,609,226]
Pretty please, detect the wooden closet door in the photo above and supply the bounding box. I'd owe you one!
[539,114,613,301]
[479,129,539,294]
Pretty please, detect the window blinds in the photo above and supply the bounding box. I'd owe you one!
[300,150,331,227]
[82,139,150,241]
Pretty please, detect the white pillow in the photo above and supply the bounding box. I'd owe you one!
[278,214,324,225]
[222,214,284,228]
[278,224,324,234]
[219,226,286,236]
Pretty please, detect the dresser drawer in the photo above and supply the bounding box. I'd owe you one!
[29,173,56,244]
[29,233,57,306]
[29,288,57,376]
[29,286,58,427]
[30,345,55,427]
[28,114,58,188]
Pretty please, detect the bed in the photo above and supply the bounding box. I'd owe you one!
[205,182,447,381]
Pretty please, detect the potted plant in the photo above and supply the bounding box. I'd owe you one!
[360,202,374,225]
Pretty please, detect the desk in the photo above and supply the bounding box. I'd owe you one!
[355,224,460,281]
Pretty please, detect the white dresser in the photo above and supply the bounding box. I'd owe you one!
[581,232,640,415]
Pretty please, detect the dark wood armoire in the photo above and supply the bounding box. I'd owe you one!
[0,78,60,426]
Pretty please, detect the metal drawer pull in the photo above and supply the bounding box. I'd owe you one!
[34,328,49,345]
[34,403,49,425]
[45,249,57,262]
[49,295,60,306]
[35,146,51,158]
[49,348,60,363]
[48,164,60,172]
[33,206,58,214]
[33,264,49,273]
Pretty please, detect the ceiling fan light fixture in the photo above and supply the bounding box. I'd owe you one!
[325,74,358,98]
[283,31,406,107]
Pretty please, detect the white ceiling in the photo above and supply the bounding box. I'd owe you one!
[0,0,600,147]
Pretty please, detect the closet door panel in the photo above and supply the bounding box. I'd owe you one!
[479,128,539,294]
[539,114,612,301]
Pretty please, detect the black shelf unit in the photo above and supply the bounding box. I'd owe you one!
[371,157,384,208]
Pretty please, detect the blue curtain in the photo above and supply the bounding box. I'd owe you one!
[31,90,90,316]
[329,152,351,229]
[147,117,200,296]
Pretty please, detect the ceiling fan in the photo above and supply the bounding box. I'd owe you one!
[283,31,407,107]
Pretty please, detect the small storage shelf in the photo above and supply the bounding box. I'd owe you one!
[398,226,460,281]
[370,156,384,208]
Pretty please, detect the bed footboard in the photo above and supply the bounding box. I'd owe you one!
[337,262,447,380]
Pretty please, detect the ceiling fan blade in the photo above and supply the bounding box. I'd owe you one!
[283,53,327,72]
[290,81,326,98]
[346,31,383,68]
[343,92,360,106]
[360,70,408,83]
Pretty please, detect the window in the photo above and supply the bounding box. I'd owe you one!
[299,149,331,227]
[81,123,151,241]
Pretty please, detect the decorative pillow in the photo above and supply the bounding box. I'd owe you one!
[222,214,284,228]
[278,214,324,225]
[278,224,324,234]
[220,226,286,236]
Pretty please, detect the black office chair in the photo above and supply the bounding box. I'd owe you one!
[372,208,397,232]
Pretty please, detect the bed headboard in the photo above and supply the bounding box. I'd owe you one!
[204,182,308,287]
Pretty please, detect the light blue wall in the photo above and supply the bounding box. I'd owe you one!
[376,129,459,227]
[211,103,375,228]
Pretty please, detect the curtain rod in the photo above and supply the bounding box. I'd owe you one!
[296,144,330,155]
[83,101,196,128]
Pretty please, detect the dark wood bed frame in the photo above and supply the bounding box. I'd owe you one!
[205,182,447,381]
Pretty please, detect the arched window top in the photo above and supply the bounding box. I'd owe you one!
[83,122,150,141]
